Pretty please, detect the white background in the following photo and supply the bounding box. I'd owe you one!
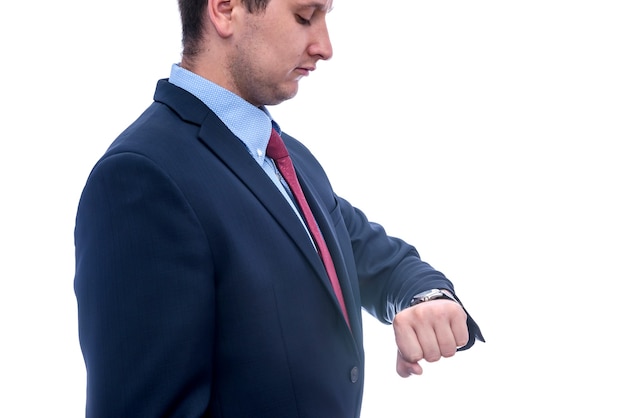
[1,1,625,416]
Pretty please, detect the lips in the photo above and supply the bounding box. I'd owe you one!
[295,65,315,77]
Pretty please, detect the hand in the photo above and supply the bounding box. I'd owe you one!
[393,299,469,377]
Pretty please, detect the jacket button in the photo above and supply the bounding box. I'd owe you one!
[350,366,359,383]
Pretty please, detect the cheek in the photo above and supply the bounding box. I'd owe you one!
[271,27,302,55]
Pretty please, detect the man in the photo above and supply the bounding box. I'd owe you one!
[74,0,484,416]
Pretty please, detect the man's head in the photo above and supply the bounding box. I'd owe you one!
[178,0,334,107]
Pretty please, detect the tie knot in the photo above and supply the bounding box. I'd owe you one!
[266,129,289,160]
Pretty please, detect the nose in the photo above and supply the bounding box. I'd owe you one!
[308,20,333,61]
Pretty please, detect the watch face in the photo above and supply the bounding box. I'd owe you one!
[410,289,459,307]
[421,289,443,301]
[410,289,443,306]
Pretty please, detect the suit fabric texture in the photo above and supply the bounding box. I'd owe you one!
[74,80,480,417]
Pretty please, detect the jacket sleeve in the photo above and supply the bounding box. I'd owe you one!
[337,196,484,349]
[74,152,215,417]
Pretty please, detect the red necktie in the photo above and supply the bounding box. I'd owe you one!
[266,129,350,328]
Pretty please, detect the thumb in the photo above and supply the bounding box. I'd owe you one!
[396,350,423,377]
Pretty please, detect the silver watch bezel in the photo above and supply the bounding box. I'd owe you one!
[409,288,458,306]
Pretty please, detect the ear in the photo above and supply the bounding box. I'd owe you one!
[208,0,236,38]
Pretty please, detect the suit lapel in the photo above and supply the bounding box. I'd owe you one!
[199,119,329,273]
[297,172,360,334]
[155,79,356,334]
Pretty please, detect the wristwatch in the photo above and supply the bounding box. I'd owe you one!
[409,289,460,307]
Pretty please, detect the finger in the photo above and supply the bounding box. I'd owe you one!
[393,316,423,364]
[396,350,423,377]
[451,314,470,348]
[415,324,441,363]
[434,324,458,358]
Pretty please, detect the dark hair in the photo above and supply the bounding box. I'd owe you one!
[178,0,271,57]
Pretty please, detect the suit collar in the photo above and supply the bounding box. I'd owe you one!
[153,79,211,125]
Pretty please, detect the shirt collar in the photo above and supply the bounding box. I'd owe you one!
[168,63,279,165]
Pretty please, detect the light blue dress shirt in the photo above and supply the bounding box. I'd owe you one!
[168,63,309,233]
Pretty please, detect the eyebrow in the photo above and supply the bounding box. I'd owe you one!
[298,0,334,13]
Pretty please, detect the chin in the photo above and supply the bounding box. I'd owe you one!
[266,87,299,106]
[283,85,300,101]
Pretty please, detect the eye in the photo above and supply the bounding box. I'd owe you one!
[295,14,312,25]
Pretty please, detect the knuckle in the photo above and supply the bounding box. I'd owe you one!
[404,350,423,363]
[441,347,456,358]
[456,337,469,349]
[423,349,441,363]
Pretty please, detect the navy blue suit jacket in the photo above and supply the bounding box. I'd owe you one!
[74,80,482,417]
